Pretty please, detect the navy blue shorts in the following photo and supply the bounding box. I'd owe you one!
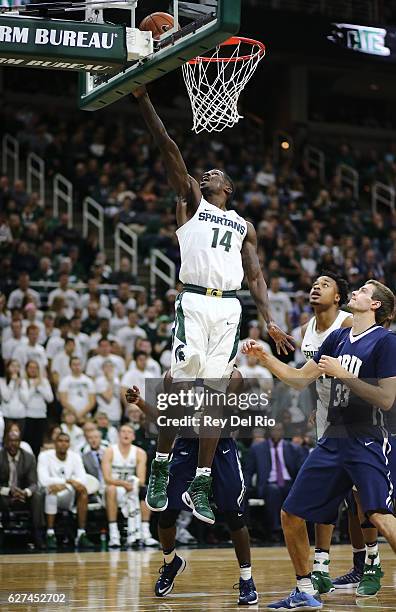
[167,437,246,512]
[283,437,394,524]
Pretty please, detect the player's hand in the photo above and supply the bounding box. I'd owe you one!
[318,355,347,378]
[267,322,295,355]
[48,484,67,494]
[123,482,134,492]
[241,339,268,362]
[308,410,317,427]
[132,85,147,99]
[126,386,140,404]
[67,480,87,494]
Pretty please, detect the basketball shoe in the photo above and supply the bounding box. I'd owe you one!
[155,554,186,597]
[356,562,383,597]
[312,558,335,594]
[332,552,364,588]
[146,459,170,511]
[181,474,215,524]
[236,577,258,605]
[267,589,322,610]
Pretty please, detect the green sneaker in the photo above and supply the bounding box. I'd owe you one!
[145,459,170,511]
[75,533,95,550]
[312,571,335,594]
[181,475,215,524]
[356,563,383,597]
[46,533,57,550]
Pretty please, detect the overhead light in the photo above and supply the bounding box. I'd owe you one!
[281,141,290,150]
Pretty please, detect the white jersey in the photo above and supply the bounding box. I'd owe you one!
[111,444,137,482]
[301,310,351,438]
[176,197,247,291]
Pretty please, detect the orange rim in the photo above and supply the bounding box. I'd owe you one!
[188,36,265,65]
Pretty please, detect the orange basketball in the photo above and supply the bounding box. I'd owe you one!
[139,12,175,40]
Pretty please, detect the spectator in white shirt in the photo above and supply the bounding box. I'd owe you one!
[60,409,85,451]
[88,318,116,352]
[37,432,94,550]
[7,272,40,310]
[267,275,292,332]
[50,337,76,388]
[95,412,119,445]
[48,273,80,319]
[58,357,96,423]
[2,319,26,362]
[112,282,136,312]
[2,312,23,344]
[121,351,154,402]
[80,277,110,314]
[238,354,274,398]
[0,359,29,432]
[69,316,90,366]
[86,337,126,379]
[24,360,54,457]
[22,303,44,340]
[13,324,48,375]
[95,360,123,426]
[46,317,81,362]
[116,310,146,358]
[109,301,128,335]
[133,338,161,377]
[42,313,61,347]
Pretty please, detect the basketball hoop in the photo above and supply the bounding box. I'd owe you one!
[182,36,265,134]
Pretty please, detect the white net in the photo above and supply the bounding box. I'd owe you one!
[182,37,265,134]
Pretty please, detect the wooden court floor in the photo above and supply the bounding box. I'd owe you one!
[0,545,395,611]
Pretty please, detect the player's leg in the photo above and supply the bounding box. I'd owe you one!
[268,439,352,610]
[139,489,159,546]
[345,438,393,596]
[212,438,258,605]
[74,486,95,549]
[183,300,242,524]
[154,438,194,597]
[44,491,60,550]
[105,485,121,547]
[312,523,335,594]
[147,292,208,512]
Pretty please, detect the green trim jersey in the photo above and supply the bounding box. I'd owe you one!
[111,444,137,482]
[176,198,247,291]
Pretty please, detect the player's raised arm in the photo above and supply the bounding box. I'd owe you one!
[242,339,320,390]
[132,86,200,210]
[241,222,295,355]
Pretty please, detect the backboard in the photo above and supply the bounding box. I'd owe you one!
[78,0,241,111]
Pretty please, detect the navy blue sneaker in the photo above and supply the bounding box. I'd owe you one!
[267,588,322,610]
[332,567,363,589]
[155,555,186,597]
[236,577,258,605]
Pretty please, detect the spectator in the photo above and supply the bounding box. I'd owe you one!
[116,310,146,358]
[41,424,62,452]
[58,357,96,423]
[82,428,107,487]
[80,277,110,314]
[267,276,292,332]
[86,337,126,379]
[0,359,29,432]
[0,429,44,550]
[238,354,274,397]
[2,319,26,362]
[60,410,85,452]
[22,303,45,341]
[109,257,136,285]
[244,424,305,541]
[13,324,48,375]
[95,361,123,427]
[48,273,80,318]
[134,339,161,377]
[109,301,128,335]
[121,351,154,402]
[0,292,10,331]
[24,360,53,457]
[37,432,94,550]
[112,282,136,311]
[88,318,116,352]
[7,272,40,310]
[94,412,118,445]
[81,301,101,335]
[69,316,90,366]
[50,337,76,388]
[141,305,159,344]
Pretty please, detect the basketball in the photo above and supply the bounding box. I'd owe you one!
[139,12,175,40]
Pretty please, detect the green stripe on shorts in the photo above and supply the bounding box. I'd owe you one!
[175,293,186,344]
[228,314,242,363]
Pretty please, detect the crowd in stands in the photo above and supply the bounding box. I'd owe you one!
[1,100,396,551]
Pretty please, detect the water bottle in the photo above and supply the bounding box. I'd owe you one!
[100,529,107,551]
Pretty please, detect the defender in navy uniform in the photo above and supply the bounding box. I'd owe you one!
[125,369,258,606]
[243,279,396,611]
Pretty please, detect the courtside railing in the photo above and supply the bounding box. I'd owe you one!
[26,152,45,206]
[114,223,138,277]
[150,249,176,300]
[336,163,359,199]
[83,196,105,252]
[372,181,395,215]
[53,173,74,227]
[1,133,20,183]
[304,145,325,183]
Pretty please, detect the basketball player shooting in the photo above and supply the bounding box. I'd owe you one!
[132,85,294,525]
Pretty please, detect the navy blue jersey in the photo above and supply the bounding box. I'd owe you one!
[313,325,396,438]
